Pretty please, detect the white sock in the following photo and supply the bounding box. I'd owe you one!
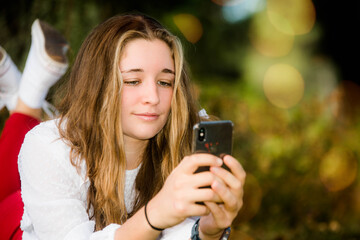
[18,47,67,109]
[0,50,21,110]
[18,20,68,109]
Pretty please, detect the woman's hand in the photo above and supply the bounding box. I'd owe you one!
[199,155,246,240]
[146,154,224,230]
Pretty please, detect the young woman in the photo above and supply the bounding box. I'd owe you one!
[18,14,246,239]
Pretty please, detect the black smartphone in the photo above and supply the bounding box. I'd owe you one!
[192,120,233,173]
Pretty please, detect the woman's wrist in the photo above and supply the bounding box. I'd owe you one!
[191,218,230,240]
[199,229,224,240]
[144,201,164,231]
[144,195,174,230]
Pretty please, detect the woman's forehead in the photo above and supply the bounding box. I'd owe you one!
[120,38,175,72]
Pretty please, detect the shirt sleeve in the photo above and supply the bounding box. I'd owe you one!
[158,217,197,240]
[18,122,120,240]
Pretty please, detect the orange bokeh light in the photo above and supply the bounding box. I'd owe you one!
[173,14,203,43]
[263,64,305,109]
[267,0,316,35]
[319,148,358,192]
[249,12,294,57]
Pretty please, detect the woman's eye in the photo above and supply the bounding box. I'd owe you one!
[124,80,140,86]
[158,80,173,87]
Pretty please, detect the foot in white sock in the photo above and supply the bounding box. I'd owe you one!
[19,19,69,109]
[0,46,21,110]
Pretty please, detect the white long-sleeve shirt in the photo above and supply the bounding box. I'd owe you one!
[18,119,196,240]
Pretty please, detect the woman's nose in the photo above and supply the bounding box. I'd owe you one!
[141,80,160,105]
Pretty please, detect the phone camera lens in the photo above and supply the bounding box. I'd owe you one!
[198,128,205,141]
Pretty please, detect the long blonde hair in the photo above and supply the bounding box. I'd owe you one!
[57,14,199,229]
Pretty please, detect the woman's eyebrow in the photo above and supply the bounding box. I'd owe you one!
[121,68,143,73]
[121,68,175,74]
[162,68,175,74]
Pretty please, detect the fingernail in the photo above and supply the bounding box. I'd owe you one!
[216,158,223,165]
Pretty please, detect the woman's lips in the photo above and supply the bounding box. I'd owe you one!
[134,113,159,121]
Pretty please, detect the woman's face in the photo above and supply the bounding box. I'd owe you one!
[120,38,175,141]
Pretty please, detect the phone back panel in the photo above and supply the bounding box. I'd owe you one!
[192,120,233,172]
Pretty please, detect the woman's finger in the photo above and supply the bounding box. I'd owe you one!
[203,201,232,228]
[204,201,223,217]
[223,155,246,183]
[210,166,242,197]
[211,180,239,212]
[186,188,222,203]
[180,154,223,174]
[173,200,210,217]
[189,170,224,188]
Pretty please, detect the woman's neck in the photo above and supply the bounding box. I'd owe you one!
[123,135,148,170]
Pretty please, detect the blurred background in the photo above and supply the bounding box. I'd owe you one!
[1,0,359,239]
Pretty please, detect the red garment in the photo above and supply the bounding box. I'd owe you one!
[0,113,40,240]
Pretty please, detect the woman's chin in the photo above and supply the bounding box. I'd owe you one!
[124,130,160,141]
